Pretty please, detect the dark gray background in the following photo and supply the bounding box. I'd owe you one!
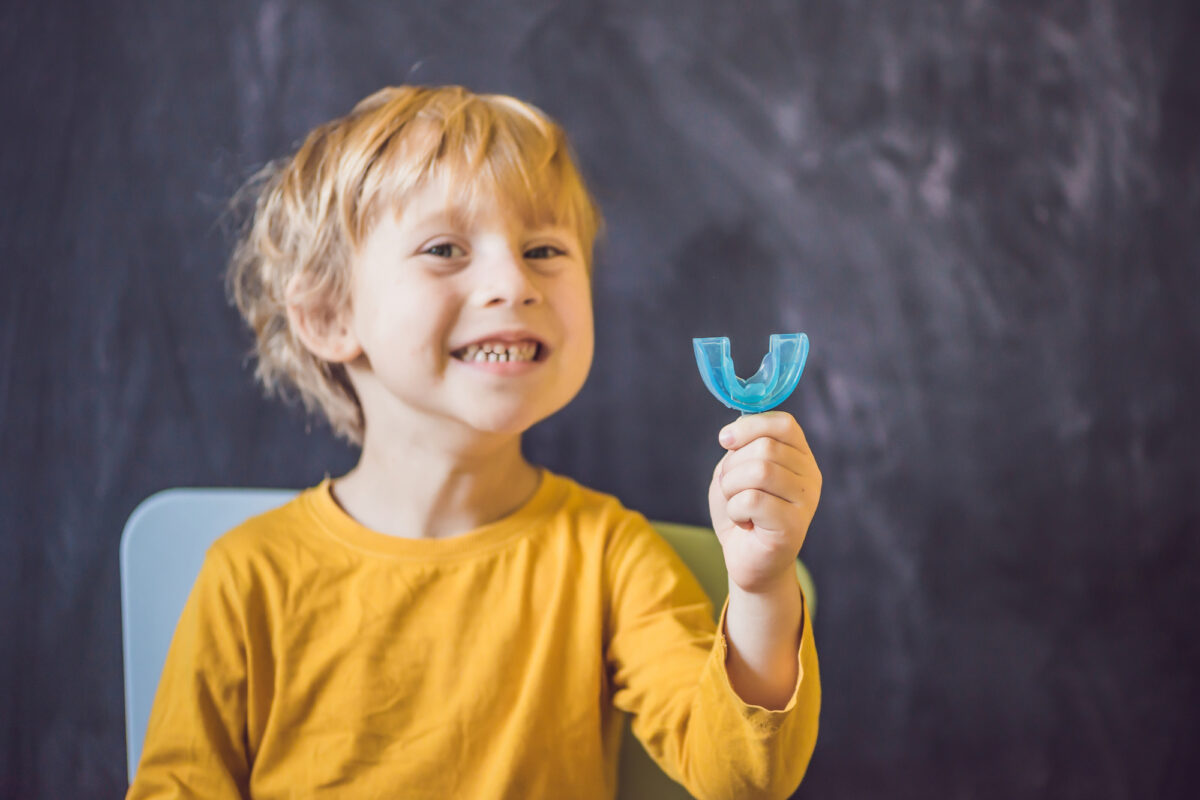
[3,1,1198,797]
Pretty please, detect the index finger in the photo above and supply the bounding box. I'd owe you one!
[718,410,812,454]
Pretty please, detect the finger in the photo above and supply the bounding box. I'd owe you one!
[712,450,732,482]
[720,434,814,480]
[725,488,805,533]
[719,410,812,455]
[718,457,817,506]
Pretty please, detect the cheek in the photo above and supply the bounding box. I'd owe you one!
[563,287,595,373]
[561,277,594,332]
[360,276,445,339]
[577,291,596,354]
[577,312,595,365]
[353,294,448,374]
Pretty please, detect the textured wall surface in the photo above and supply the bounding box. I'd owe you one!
[2,1,1198,797]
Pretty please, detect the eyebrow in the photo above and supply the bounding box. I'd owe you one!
[406,207,473,231]
[405,206,572,238]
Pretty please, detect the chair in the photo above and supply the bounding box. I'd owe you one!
[121,489,816,796]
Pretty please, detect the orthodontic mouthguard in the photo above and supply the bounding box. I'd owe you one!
[692,333,809,414]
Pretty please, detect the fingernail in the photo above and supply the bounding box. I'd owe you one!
[719,428,734,446]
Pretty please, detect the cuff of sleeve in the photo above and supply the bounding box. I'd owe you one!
[709,576,819,730]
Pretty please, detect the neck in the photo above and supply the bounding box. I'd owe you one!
[331,426,541,540]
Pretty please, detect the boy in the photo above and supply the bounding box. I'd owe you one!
[128,85,821,799]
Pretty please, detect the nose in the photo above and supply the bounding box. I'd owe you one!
[471,247,543,308]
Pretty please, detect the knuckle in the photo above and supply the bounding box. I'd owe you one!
[745,436,769,458]
[726,494,747,519]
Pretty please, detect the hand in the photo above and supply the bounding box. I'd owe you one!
[708,411,821,594]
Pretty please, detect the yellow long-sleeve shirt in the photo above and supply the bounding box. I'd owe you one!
[127,470,819,799]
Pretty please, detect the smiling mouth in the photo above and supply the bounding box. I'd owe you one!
[451,340,545,363]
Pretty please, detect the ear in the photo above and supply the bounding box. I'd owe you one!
[285,275,363,364]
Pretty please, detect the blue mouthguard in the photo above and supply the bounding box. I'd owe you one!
[693,333,809,413]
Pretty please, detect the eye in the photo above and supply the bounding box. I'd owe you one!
[525,244,567,259]
[424,242,466,258]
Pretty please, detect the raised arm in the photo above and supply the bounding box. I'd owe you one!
[605,511,819,800]
[708,410,821,709]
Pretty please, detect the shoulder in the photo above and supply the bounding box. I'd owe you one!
[539,470,674,563]
[181,485,334,625]
[203,485,329,583]
[545,474,716,622]
[541,470,652,534]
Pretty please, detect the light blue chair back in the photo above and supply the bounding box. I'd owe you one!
[120,488,815,796]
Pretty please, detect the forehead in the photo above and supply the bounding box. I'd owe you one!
[388,172,568,235]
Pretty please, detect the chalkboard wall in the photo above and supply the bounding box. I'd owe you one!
[3,1,1198,797]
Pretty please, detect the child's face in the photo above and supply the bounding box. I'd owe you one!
[342,175,594,440]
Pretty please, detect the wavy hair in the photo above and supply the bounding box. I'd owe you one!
[226,85,604,446]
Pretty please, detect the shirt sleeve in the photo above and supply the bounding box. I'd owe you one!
[604,512,820,800]
[126,543,253,800]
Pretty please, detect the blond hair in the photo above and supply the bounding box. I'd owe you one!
[226,85,604,446]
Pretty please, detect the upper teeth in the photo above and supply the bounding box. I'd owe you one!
[457,341,539,362]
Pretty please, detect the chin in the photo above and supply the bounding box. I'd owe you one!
[462,407,549,437]
[464,397,573,437]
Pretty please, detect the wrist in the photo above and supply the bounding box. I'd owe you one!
[722,563,804,709]
[726,567,803,631]
[727,562,801,600]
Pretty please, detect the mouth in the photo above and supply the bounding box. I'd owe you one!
[450,338,547,364]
